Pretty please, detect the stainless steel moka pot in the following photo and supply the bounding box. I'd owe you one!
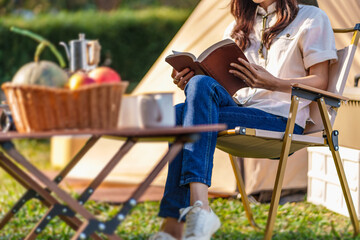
[60,33,101,73]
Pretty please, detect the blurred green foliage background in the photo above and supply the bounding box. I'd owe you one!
[0,0,200,92]
[0,0,199,14]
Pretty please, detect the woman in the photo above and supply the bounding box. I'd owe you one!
[151,0,337,239]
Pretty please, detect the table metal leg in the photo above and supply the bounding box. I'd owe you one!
[52,136,100,182]
[1,141,95,220]
[71,137,187,240]
[0,160,42,229]
[27,138,136,239]
[0,131,202,239]
[0,153,104,240]
[0,136,99,231]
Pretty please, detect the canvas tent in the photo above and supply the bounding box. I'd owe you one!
[62,0,360,195]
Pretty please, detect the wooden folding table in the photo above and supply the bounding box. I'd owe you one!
[0,124,226,239]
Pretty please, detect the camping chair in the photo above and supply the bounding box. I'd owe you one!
[216,23,360,239]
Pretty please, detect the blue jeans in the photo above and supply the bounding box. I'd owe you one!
[158,75,303,219]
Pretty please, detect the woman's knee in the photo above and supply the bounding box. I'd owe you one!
[184,75,218,101]
[185,75,215,91]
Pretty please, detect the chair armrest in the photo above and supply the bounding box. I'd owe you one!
[291,83,348,107]
[292,84,348,100]
[333,23,360,33]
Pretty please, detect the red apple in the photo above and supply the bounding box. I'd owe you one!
[88,66,121,84]
[68,71,95,90]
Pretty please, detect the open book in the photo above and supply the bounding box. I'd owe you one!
[165,39,248,96]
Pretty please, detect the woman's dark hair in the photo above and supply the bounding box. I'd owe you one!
[230,0,299,50]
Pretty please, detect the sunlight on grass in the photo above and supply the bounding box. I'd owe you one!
[0,176,359,239]
[0,140,359,239]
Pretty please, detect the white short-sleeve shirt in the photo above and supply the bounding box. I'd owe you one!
[223,3,337,128]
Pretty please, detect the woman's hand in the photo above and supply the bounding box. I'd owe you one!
[229,58,329,93]
[172,68,195,90]
[229,58,279,91]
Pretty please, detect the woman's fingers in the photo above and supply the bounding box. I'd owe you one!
[235,58,260,78]
[237,58,259,75]
[230,62,255,85]
[229,58,269,88]
[171,68,194,90]
[178,71,195,90]
[229,58,279,90]
[229,69,254,87]
[173,68,190,84]
[177,68,191,79]
[171,68,177,79]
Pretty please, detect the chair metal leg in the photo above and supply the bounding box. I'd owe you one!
[317,98,359,236]
[228,154,260,230]
[264,95,299,240]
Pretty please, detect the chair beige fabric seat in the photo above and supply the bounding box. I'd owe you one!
[217,128,325,158]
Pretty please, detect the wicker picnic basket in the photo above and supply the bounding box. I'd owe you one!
[1,82,128,133]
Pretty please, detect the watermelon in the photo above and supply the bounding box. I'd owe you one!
[12,60,68,88]
[9,27,68,88]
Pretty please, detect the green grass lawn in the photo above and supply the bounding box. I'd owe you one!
[0,140,359,239]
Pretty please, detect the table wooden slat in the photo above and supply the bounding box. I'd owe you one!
[0,124,227,141]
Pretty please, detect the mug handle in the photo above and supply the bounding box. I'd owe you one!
[86,40,101,66]
[139,96,162,127]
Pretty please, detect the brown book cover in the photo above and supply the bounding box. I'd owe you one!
[165,39,248,96]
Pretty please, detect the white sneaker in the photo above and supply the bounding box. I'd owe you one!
[149,232,177,240]
[178,200,221,240]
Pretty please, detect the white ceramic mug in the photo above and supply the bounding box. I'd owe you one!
[118,92,175,128]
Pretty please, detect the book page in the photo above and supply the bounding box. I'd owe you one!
[165,53,204,75]
[197,39,236,62]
